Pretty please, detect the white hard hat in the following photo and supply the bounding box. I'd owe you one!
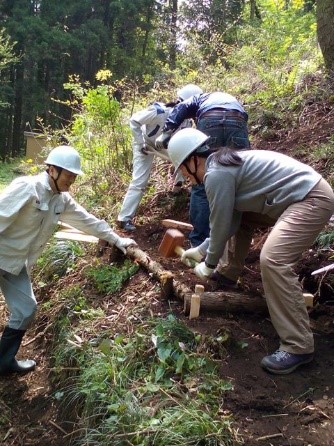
[168,128,209,171]
[45,145,83,175]
[177,84,203,101]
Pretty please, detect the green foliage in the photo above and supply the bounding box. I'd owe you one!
[54,314,236,445]
[0,28,17,71]
[34,239,84,284]
[63,72,132,171]
[49,284,105,381]
[152,314,214,383]
[0,158,22,191]
[316,229,334,249]
[222,6,320,110]
[84,259,139,294]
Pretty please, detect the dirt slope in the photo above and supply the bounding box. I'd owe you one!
[0,100,334,446]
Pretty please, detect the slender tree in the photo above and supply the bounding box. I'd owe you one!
[0,28,18,159]
[316,0,334,72]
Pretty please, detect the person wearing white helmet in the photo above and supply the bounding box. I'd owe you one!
[117,85,202,232]
[155,91,250,249]
[168,128,334,374]
[0,145,136,375]
[176,84,203,101]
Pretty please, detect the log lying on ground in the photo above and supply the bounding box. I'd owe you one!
[124,245,174,299]
[125,245,314,314]
[183,290,268,315]
[124,244,269,314]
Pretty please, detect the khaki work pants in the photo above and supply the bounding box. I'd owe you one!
[260,178,334,354]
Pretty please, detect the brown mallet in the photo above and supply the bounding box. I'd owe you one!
[158,229,196,267]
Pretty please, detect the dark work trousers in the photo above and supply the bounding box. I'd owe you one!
[189,114,250,246]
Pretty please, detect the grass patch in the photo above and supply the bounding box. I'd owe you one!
[84,259,139,294]
[51,314,238,445]
[0,158,22,192]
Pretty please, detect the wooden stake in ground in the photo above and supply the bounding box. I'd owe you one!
[189,284,204,319]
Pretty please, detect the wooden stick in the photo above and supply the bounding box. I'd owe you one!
[49,420,68,435]
[161,219,194,231]
[256,433,284,441]
[54,231,99,243]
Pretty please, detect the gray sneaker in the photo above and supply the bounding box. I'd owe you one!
[261,350,313,375]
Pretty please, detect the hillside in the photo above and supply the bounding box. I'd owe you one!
[0,97,334,446]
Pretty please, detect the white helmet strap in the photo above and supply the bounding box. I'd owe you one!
[49,165,63,193]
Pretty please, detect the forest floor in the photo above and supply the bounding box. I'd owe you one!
[1,101,334,446]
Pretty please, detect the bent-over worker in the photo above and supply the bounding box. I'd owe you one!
[156,91,250,247]
[0,145,136,375]
[117,84,203,232]
[168,128,334,375]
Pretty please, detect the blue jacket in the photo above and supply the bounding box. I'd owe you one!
[163,92,248,131]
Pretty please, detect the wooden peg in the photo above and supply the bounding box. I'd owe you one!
[189,294,200,320]
[303,293,314,308]
[195,284,205,295]
[189,284,204,320]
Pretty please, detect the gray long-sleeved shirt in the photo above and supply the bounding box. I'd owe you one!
[201,149,322,267]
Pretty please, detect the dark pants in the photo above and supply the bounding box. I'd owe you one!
[189,184,210,247]
[189,115,250,246]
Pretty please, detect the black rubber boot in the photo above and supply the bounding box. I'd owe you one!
[0,326,36,375]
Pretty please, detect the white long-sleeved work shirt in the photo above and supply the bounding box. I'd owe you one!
[130,102,170,152]
[130,101,192,152]
[0,171,121,275]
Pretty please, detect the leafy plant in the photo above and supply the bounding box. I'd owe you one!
[84,259,139,294]
[316,229,334,249]
[53,314,236,445]
[0,158,22,192]
[34,239,84,284]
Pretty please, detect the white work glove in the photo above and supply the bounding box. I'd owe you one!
[114,235,137,254]
[155,129,174,151]
[181,246,204,264]
[194,262,215,279]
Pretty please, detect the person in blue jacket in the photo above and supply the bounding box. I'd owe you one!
[168,128,334,375]
[156,91,250,247]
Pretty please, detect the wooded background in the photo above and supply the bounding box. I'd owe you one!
[0,0,332,160]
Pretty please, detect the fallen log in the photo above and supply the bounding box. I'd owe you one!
[124,245,174,300]
[125,245,315,315]
[183,290,268,315]
[58,239,313,316]
[125,244,269,314]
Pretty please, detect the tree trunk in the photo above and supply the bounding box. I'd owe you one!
[169,0,177,70]
[316,0,334,72]
[249,0,261,20]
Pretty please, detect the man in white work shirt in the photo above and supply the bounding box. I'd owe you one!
[0,145,136,375]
